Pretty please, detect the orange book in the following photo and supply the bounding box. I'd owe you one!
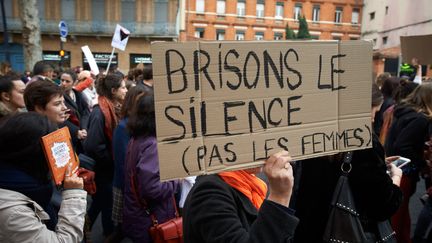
[41,126,79,185]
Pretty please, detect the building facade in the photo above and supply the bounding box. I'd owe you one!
[1,0,179,73]
[361,0,432,76]
[180,0,363,42]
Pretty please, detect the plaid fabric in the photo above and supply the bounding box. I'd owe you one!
[112,186,123,225]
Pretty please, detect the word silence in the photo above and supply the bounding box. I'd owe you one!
[152,40,373,180]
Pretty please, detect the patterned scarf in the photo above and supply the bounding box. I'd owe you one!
[98,96,121,143]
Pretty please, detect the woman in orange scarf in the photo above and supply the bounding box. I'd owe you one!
[82,73,127,241]
[183,151,299,243]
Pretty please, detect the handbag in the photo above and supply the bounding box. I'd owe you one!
[323,152,396,243]
[130,169,183,243]
[148,197,183,243]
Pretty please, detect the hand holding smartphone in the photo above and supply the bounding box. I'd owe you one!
[392,157,411,168]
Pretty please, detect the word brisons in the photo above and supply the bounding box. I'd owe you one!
[152,41,372,180]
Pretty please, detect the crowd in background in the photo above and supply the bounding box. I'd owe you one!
[0,57,431,243]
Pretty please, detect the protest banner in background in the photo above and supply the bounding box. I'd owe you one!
[81,45,100,75]
[400,34,432,64]
[151,40,373,181]
[111,24,130,51]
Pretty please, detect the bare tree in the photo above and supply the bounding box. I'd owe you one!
[19,0,42,71]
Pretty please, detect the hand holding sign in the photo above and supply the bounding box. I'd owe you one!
[152,41,373,181]
[265,151,294,207]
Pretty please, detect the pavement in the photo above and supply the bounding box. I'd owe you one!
[89,177,427,243]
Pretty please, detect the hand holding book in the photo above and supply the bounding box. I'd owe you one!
[64,163,84,190]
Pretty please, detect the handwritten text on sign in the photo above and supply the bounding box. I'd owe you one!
[152,41,373,180]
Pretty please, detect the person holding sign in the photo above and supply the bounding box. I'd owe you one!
[293,83,403,242]
[182,150,298,242]
[0,112,86,242]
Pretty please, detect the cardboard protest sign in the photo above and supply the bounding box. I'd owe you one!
[401,35,432,64]
[152,40,373,181]
[81,45,100,75]
[41,127,79,185]
[111,24,130,51]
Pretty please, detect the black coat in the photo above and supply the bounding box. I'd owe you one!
[385,105,431,174]
[183,174,299,243]
[82,106,113,182]
[61,90,90,154]
[293,134,402,243]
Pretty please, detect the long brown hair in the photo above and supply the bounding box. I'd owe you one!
[401,83,432,118]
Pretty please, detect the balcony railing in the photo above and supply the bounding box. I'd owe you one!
[6,18,177,37]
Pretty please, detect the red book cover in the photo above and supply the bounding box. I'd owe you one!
[41,126,78,185]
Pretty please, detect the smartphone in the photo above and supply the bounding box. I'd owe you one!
[392,157,411,168]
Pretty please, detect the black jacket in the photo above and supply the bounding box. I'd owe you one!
[385,105,431,174]
[82,106,113,182]
[61,90,90,154]
[294,134,402,243]
[183,174,299,243]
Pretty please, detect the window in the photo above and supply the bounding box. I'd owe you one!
[335,7,342,23]
[256,3,264,18]
[217,30,225,40]
[217,0,225,15]
[237,1,245,16]
[333,36,341,41]
[274,32,283,40]
[196,0,204,13]
[382,36,388,45]
[121,0,136,23]
[154,1,168,23]
[351,8,359,24]
[373,38,377,45]
[3,0,12,18]
[37,0,45,19]
[312,5,320,22]
[92,0,104,21]
[195,28,204,38]
[385,6,388,15]
[255,32,264,40]
[275,2,284,19]
[369,11,375,20]
[235,31,245,40]
[294,3,302,20]
[61,0,76,20]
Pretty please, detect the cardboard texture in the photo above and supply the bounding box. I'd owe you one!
[400,35,432,64]
[152,40,373,180]
[41,127,79,185]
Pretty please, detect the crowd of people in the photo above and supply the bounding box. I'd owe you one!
[0,58,431,243]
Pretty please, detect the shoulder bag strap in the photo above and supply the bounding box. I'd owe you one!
[129,139,180,226]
